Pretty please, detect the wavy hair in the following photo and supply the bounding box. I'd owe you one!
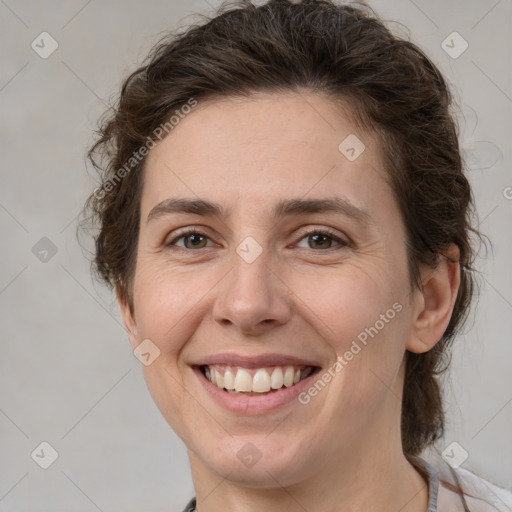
[82,0,487,488]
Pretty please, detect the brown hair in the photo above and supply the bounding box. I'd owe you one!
[82,0,486,460]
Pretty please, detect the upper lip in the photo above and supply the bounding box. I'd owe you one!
[192,353,322,369]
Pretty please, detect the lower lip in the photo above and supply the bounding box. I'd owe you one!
[192,367,320,415]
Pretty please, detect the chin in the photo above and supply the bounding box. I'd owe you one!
[194,434,315,488]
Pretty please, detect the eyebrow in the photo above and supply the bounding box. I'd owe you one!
[146,196,373,226]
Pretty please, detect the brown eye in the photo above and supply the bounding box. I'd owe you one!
[308,233,334,249]
[296,229,349,251]
[167,230,211,249]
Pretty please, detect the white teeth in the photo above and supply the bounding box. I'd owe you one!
[234,368,252,392]
[214,369,224,388]
[252,369,271,392]
[283,366,295,387]
[271,367,284,389]
[204,364,314,393]
[223,369,235,390]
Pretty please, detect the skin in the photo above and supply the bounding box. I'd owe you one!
[118,91,460,512]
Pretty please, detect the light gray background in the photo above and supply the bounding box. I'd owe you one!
[1,0,511,511]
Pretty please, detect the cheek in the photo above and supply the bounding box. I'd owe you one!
[290,262,395,343]
[287,260,409,390]
[132,263,216,356]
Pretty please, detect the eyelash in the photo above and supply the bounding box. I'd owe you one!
[166,227,350,252]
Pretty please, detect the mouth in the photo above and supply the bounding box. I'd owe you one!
[198,364,320,396]
[190,353,323,413]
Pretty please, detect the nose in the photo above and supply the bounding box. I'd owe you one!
[212,247,292,336]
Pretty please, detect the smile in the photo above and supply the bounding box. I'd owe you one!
[191,353,322,413]
[202,365,315,394]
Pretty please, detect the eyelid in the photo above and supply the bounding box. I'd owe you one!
[293,226,351,248]
[165,226,216,248]
[165,225,351,251]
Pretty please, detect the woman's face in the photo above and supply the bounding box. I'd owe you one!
[120,91,427,487]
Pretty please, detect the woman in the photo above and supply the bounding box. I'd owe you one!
[82,1,512,510]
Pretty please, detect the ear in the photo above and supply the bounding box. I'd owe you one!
[116,284,139,350]
[406,244,461,354]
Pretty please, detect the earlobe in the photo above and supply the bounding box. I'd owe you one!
[116,284,138,347]
[406,244,461,354]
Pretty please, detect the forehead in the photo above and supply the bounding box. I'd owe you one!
[141,91,394,224]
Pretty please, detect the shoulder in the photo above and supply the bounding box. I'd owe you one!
[438,466,512,512]
[458,466,512,512]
